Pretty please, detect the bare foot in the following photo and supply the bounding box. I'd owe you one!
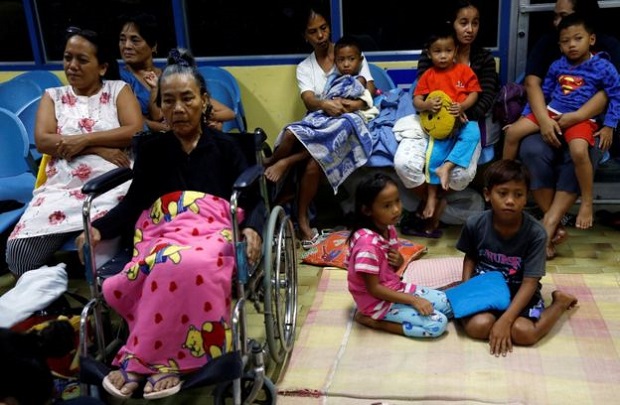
[575,202,593,229]
[423,193,438,219]
[106,370,142,396]
[354,311,380,329]
[435,165,452,191]
[546,242,556,260]
[551,224,568,245]
[143,373,182,396]
[551,290,578,310]
[264,160,290,183]
[422,200,435,219]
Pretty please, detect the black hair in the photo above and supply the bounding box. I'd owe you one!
[447,0,480,24]
[157,48,208,102]
[334,35,363,56]
[298,1,331,36]
[65,26,120,80]
[484,159,531,191]
[561,0,606,34]
[572,0,601,21]
[424,22,457,51]
[348,173,399,241]
[156,48,213,121]
[557,12,595,35]
[0,320,76,405]
[117,12,159,49]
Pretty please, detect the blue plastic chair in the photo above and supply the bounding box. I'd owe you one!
[16,96,42,171]
[206,79,242,133]
[198,66,246,132]
[369,63,396,94]
[0,108,36,234]
[13,70,63,90]
[0,78,42,113]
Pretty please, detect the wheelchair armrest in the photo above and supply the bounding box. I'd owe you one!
[233,165,263,191]
[253,127,268,152]
[81,167,133,196]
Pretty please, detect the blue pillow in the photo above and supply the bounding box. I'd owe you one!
[445,271,511,318]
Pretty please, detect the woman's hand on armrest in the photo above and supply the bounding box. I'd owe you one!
[242,228,262,267]
[76,227,101,265]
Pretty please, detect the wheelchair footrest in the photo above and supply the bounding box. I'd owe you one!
[79,351,242,391]
[183,351,243,390]
[79,356,111,386]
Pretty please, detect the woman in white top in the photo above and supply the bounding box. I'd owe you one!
[267,5,376,245]
[296,5,375,114]
[6,27,142,278]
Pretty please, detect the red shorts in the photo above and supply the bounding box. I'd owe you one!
[525,109,597,146]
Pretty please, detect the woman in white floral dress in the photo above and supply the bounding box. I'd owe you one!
[6,27,142,278]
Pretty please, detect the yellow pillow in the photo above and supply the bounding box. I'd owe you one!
[420,90,456,140]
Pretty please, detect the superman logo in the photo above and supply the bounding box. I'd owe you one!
[558,74,584,95]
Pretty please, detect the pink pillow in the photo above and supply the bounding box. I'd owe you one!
[402,256,463,290]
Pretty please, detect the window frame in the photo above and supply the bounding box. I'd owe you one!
[1,0,514,84]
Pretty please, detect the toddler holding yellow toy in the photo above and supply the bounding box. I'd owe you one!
[412,23,482,227]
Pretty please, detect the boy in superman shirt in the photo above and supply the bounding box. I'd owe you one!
[503,13,620,231]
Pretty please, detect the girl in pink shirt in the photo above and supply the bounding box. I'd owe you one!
[347,173,453,337]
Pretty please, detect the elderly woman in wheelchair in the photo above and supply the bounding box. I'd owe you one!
[75,49,267,400]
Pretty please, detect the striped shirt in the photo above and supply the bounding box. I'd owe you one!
[347,226,416,319]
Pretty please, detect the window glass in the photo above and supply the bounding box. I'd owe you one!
[185,0,307,57]
[186,0,500,57]
[526,2,620,53]
[342,0,500,52]
[0,0,33,62]
[35,0,175,62]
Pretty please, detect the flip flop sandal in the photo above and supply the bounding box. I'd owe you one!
[301,229,321,250]
[402,227,443,239]
[400,217,443,238]
[560,213,576,227]
[102,369,143,399]
[143,374,183,400]
[320,228,334,236]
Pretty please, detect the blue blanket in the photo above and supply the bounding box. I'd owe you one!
[287,75,373,192]
[366,88,416,167]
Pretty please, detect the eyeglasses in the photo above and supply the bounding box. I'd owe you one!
[65,26,98,40]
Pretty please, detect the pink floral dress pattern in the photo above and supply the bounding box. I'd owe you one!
[103,191,240,374]
[10,81,131,240]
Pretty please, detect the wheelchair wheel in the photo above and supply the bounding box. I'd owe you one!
[262,205,298,365]
[213,375,276,405]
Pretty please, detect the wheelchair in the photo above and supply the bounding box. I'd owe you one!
[77,128,298,404]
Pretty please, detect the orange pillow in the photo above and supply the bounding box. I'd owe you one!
[300,230,426,274]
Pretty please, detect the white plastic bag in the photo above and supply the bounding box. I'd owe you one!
[0,263,68,328]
